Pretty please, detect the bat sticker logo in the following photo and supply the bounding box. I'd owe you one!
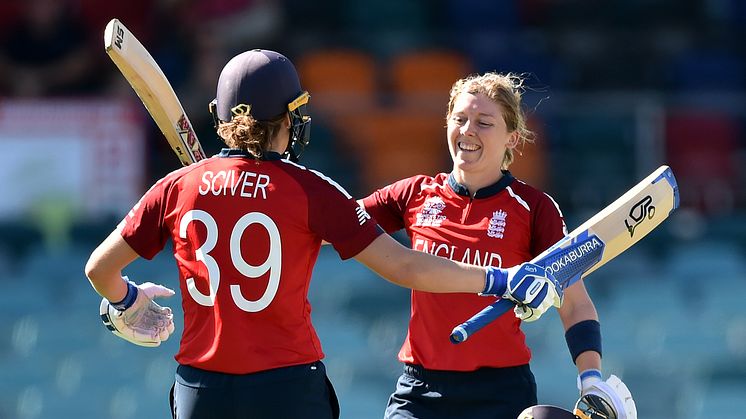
[177,114,207,161]
[114,26,125,49]
[624,195,655,237]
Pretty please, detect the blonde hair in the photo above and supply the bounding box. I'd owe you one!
[217,114,286,159]
[446,72,534,169]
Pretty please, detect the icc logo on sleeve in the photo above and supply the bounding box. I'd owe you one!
[415,197,447,227]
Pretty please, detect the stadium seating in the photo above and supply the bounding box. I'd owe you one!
[334,108,451,191]
[543,111,638,211]
[337,0,429,55]
[388,49,472,110]
[693,382,746,418]
[296,49,378,116]
[665,110,741,215]
[1,1,745,416]
[667,47,745,91]
[1,234,745,418]
[508,115,550,190]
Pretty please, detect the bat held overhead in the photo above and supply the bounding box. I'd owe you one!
[104,18,206,166]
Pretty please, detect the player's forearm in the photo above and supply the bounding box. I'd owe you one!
[560,282,603,371]
[86,264,128,302]
[85,230,139,302]
[395,247,486,293]
[354,234,486,293]
[386,249,485,293]
[575,350,602,373]
[558,282,599,327]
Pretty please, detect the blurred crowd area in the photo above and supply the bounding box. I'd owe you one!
[0,0,745,418]
[0,0,743,227]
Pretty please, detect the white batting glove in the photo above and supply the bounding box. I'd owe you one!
[100,277,176,347]
[575,370,637,419]
[483,263,563,322]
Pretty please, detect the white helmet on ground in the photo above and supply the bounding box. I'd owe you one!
[518,374,637,419]
[518,405,576,419]
[575,375,637,419]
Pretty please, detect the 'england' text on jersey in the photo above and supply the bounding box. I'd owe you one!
[413,238,503,268]
[199,170,270,199]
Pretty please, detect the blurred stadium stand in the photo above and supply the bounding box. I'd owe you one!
[1,0,745,418]
[388,49,472,109]
[296,48,379,116]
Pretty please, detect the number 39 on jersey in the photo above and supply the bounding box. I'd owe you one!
[180,209,281,312]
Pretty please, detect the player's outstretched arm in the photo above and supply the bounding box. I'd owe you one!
[353,234,561,320]
[353,233,485,293]
[85,231,175,347]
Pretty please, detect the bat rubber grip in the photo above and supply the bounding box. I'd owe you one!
[449,298,514,344]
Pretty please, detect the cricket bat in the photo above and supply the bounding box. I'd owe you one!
[450,165,679,343]
[104,18,206,166]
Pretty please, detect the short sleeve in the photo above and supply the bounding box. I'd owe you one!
[361,176,423,234]
[119,179,169,260]
[530,193,567,257]
[307,176,382,260]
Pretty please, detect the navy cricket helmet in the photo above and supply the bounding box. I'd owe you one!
[210,49,311,162]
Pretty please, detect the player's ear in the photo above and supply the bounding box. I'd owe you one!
[506,131,520,149]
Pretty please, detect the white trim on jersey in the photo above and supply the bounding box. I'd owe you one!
[505,185,530,212]
[281,160,353,199]
[355,206,372,225]
[543,192,569,235]
[542,192,564,217]
[513,180,568,234]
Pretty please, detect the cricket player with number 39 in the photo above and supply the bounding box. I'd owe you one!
[360,73,638,419]
[84,50,563,419]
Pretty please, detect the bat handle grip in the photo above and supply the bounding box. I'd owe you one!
[449,298,514,344]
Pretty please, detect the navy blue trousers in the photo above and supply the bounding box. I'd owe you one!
[170,361,339,419]
[384,364,537,419]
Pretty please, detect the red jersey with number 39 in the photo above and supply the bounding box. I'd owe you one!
[119,150,381,374]
[362,172,566,371]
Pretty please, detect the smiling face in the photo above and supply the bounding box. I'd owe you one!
[447,91,517,190]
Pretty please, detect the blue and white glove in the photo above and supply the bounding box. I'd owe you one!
[100,277,175,347]
[575,369,637,419]
[483,263,563,322]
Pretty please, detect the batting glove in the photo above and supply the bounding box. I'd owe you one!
[100,277,176,347]
[483,263,563,322]
[575,369,637,419]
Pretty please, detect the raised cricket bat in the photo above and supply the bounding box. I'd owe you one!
[104,18,206,166]
[450,165,679,343]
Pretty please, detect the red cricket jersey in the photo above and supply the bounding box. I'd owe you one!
[119,149,381,374]
[362,172,566,371]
